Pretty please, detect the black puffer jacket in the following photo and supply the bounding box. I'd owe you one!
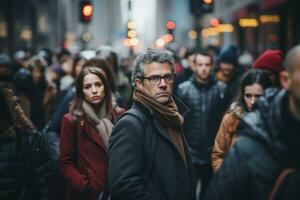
[177,76,227,164]
[204,90,300,200]
[0,128,58,200]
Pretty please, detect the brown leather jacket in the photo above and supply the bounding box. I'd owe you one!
[211,102,246,172]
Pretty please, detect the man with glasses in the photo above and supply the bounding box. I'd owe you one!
[177,49,227,199]
[109,48,195,200]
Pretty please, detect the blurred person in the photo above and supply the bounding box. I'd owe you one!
[13,54,35,117]
[174,48,196,92]
[109,48,195,200]
[177,49,227,198]
[212,69,272,172]
[0,83,58,200]
[28,56,57,130]
[238,51,254,72]
[0,53,12,82]
[59,67,116,200]
[203,45,300,200]
[96,46,132,109]
[253,49,284,88]
[216,45,242,108]
[49,47,71,90]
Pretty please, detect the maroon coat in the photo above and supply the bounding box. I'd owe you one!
[59,113,108,200]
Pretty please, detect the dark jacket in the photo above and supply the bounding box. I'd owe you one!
[177,76,227,164]
[0,129,58,200]
[204,90,300,200]
[108,101,196,200]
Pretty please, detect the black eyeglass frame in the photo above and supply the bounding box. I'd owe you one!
[141,73,176,86]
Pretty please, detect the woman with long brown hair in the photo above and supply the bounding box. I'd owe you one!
[59,67,115,200]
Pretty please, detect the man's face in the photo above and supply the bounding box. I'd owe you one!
[194,54,212,83]
[136,62,173,104]
[288,66,300,108]
[220,62,234,77]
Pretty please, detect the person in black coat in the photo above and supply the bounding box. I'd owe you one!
[0,83,58,200]
[203,45,300,200]
[109,48,196,200]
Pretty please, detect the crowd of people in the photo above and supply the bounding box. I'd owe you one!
[0,43,299,200]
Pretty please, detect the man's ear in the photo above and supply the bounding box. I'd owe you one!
[135,78,143,89]
[280,70,291,90]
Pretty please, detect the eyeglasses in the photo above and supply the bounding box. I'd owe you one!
[142,74,176,86]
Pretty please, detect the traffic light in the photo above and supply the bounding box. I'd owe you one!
[190,0,214,16]
[80,0,93,23]
[201,0,214,13]
[166,20,176,36]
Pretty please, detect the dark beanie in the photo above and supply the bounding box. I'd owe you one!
[218,45,238,65]
[253,50,283,73]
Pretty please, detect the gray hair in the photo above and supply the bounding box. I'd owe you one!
[131,48,175,85]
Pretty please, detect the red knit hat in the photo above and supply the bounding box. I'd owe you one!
[253,50,283,73]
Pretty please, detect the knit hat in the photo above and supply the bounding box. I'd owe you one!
[253,50,283,73]
[218,45,238,65]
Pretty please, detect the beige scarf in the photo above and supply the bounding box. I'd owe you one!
[82,100,113,148]
[133,87,186,164]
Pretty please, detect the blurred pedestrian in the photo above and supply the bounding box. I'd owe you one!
[215,45,242,108]
[204,45,300,200]
[0,83,58,200]
[59,66,116,200]
[177,49,227,198]
[109,48,195,200]
[28,56,57,130]
[212,69,271,172]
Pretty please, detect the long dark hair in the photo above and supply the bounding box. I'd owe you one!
[235,69,272,111]
[69,67,114,120]
[0,83,35,133]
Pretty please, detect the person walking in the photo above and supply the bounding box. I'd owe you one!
[108,48,196,200]
[211,69,271,172]
[59,67,116,200]
[204,45,300,200]
[0,83,58,200]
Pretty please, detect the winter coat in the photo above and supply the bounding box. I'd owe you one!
[211,102,246,172]
[204,90,300,200]
[59,113,108,200]
[0,128,58,200]
[177,76,227,164]
[109,101,196,200]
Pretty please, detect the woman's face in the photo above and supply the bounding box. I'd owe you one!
[83,73,105,105]
[244,83,264,111]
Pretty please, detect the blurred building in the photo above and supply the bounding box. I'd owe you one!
[195,0,299,53]
[0,0,123,56]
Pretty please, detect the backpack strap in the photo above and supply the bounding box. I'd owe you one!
[120,108,157,183]
[268,168,296,200]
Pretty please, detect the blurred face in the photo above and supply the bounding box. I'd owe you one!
[83,73,105,105]
[220,62,234,77]
[136,62,173,104]
[32,67,42,83]
[244,83,264,111]
[194,54,212,83]
[281,61,300,117]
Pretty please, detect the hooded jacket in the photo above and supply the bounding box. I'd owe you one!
[204,90,300,200]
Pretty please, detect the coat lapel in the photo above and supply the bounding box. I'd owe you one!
[79,116,107,151]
